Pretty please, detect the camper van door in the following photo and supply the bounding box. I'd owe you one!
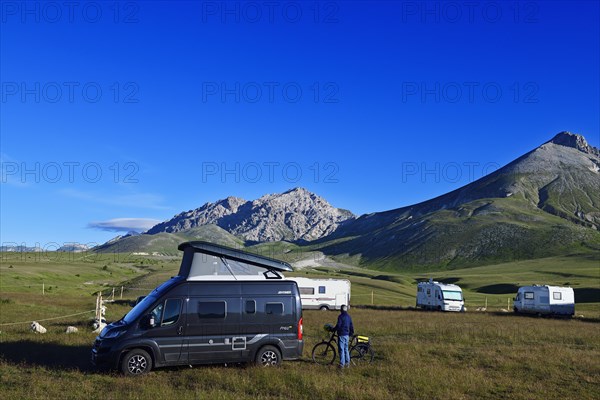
[145,296,186,364]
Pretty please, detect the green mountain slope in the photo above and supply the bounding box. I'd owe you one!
[94,224,243,255]
[313,132,600,270]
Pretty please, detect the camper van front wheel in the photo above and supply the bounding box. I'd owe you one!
[255,345,281,367]
[121,349,153,376]
[319,306,329,311]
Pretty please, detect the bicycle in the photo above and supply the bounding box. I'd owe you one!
[311,325,375,365]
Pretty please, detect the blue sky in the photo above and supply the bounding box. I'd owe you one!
[1,0,599,247]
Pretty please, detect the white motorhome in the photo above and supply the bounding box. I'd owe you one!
[513,285,575,316]
[416,279,465,312]
[289,278,350,311]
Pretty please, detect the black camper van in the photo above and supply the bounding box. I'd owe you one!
[91,241,304,375]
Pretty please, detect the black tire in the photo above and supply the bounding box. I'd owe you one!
[255,345,281,367]
[319,305,329,311]
[350,344,374,365]
[121,349,152,376]
[312,342,336,365]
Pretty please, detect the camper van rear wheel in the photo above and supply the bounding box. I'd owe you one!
[121,349,152,376]
[256,345,281,367]
[319,305,329,311]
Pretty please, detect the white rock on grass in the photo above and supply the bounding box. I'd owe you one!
[65,326,79,334]
[30,321,47,334]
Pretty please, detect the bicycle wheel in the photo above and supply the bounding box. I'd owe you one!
[312,342,336,365]
[350,343,374,365]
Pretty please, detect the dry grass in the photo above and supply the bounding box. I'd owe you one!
[1,309,599,400]
[1,254,599,399]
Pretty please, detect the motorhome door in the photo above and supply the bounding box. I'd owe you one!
[146,297,187,364]
[335,293,345,308]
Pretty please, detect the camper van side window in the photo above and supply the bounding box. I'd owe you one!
[198,301,226,319]
[245,300,256,314]
[300,287,315,295]
[553,292,562,300]
[161,299,182,326]
[524,292,534,300]
[319,286,326,294]
[265,302,284,315]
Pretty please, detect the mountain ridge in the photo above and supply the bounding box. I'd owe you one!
[146,187,355,242]
[98,131,600,270]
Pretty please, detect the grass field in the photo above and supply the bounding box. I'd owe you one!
[1,252,599,399]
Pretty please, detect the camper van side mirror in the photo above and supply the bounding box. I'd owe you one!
[141,314,156,329]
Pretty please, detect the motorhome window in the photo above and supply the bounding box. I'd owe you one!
[524,292,534,300]
[319,286,326,294]
[553,292,562,300]
[162,299,182,326]
[198,301,226,319]
[226,258,272,276]
[265,302,284,315]
[442,290,462,301]
[300,287,315,295]
[151,303,163,324]
[245,300,256,314]
[190,254,231,277]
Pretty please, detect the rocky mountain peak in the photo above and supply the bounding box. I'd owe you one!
[548,131,600,156]
[146,188,355,242]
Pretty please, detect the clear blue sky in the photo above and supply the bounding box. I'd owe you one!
[1,0,599,247]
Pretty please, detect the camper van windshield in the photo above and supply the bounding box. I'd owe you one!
[123,294,158,324]
[122,279,179,324]
[442,290,463,301]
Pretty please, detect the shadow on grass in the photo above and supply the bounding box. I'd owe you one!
[476,283,519,294]
[574,288,600,303]
[0,340,95,372]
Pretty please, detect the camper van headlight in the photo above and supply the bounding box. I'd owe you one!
[101,328,125,339]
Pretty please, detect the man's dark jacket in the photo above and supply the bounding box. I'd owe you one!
[334,310,354,336]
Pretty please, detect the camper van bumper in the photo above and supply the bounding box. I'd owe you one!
[280,339,304,360]
[443,304,464,312]
[92,336,159,370]
[91,338,121,369]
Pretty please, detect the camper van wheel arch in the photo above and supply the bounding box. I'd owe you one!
[120,348,153,376]
[255,345,282,367]
[319,305,329,311]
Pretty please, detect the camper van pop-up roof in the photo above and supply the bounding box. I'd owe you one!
[177,241,293,281]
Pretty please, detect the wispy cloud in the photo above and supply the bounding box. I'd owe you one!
[88,218,162,233]
[0,153,29,187]
[58,188,171,210]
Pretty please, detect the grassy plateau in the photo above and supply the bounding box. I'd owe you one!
[0,252,599,399]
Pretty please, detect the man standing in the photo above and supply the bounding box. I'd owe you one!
[333,304,354,368]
